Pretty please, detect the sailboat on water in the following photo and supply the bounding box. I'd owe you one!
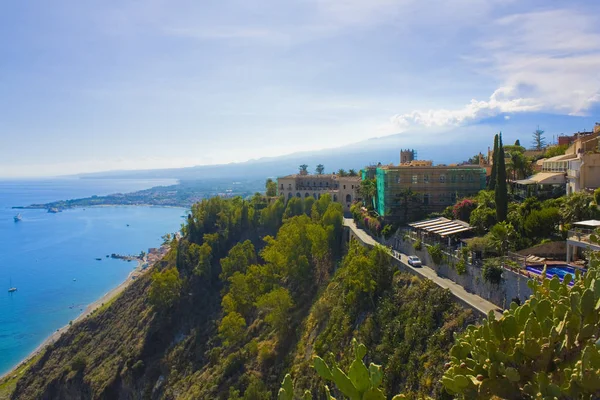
[8,278,17,293]
[14,213,22,222]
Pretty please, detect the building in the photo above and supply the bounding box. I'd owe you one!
[373,159,486,223]
[515,127,600,199]
[566,220,600,263]
[566,133,600,195]
[277,174,360,212]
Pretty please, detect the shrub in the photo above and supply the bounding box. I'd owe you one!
[594,187,600,205]
[70,355,87,372]
[381,224,394,239]
[482,259,503,285]
[456,259,467,275]
[427,244,444,265]
[413,239,422,251]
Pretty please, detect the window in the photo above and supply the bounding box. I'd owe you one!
[288,184,292,189]
[423,174,429,183]
[346,194,352,203]
[451,174,456,183]
[423,193,430,205]
[351,185,354,189]
[280,184,284,189]
[468,174,473,182]
[439,174,446,183]
[451,192,457,202]
[412,175,418,184]
[343,185,346,189]
[461,174,465,181]
[296,192,301,198]
[396,176,401,184]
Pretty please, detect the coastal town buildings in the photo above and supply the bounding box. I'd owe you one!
[515,126,600,199]
[277,173,360,212]
[372,157,486,223]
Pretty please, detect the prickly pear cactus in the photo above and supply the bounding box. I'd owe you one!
[443,239,600,399]
[277,373,312,400]
[312,338,388,400]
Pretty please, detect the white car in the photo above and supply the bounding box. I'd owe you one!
[407,256,422,267]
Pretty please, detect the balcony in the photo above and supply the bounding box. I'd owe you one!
[567,169,580,179]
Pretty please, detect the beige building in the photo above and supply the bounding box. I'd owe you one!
[277,174,361,212]
[566,133,600,195]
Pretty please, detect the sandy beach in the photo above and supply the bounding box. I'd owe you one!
[0,259,151,382]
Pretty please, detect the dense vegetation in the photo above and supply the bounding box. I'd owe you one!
[11,193,475,399]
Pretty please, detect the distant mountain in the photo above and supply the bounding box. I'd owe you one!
[80,112,598,181]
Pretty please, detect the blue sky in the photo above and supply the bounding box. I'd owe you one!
[2,0,600,177]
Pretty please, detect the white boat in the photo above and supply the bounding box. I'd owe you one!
[8,278,17,293]
[14,214,22,222]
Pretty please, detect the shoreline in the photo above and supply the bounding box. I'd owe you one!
[0,259,150,382]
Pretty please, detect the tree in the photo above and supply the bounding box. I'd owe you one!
[220,240,257,280]
[595,187,600,205]
[488,221,516,255]
[359,178,377,209]
[337,169,348,177]
[299,164,309,175]
[315,164,325,175]
[523,207,560,240]
[532,126,546,150]
[468,154,481,165]
[304,196,315,217]
[453,198,477,222]
[218,311,246,347]
[283,197,304,220]
[488,134,499,190]
[514,139,520,146]
[265,178,277,197]
[544,144,568,158]
[149,267,181,310]
[560,192,599,224]
[495,133,508,222]
[255,287,293,333]
[348,169,358,176]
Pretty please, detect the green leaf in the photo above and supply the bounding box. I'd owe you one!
[368,363,383,388]
[313,356,333,381]
[362,388,386,400]
[505,367,520,383]
[348,359,370,393]
[331,366,360,400]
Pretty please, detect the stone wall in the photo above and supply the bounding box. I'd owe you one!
[393,237,532,309]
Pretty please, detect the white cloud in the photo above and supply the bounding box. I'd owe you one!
[390,6,600,130]
[391,87,540,129]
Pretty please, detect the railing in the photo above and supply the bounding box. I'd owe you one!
[568,229,598,245]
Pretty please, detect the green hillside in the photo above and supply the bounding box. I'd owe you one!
[9,194,474,399]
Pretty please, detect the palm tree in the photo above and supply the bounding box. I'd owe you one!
[299,164,308,175]
[489,221,516,256]
[337,169,348,177]
[315,164,325,174]
[395,187,420,224]
[358,178,377,209]
[348,169,358,177]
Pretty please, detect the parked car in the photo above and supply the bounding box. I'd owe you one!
[407,256,422,267]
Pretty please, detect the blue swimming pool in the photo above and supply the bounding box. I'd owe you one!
[525,265,582,282]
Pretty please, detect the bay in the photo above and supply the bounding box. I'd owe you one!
[0,178,185,375]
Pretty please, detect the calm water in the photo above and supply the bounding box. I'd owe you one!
[0,178,185,375]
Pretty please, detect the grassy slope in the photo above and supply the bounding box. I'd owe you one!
[12,252,476,400]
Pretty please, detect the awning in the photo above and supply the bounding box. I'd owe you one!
[573,220,600,227]
[409,217,472,237]
[515,172,565,185]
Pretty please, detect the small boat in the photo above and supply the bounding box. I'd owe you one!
[73,278,77,281]
[14,214,22,222]
[126,224,130,227]
[8,278,16,292]
[95,258,102,261]
[47,208,59,213]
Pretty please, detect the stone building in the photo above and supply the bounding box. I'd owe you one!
[374,159,486,223]
[277,174,361,212]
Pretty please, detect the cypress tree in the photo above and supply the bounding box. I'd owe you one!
[495,133,508,222]
[488,134,499,190]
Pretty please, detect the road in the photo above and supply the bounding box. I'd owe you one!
[344,218,503,319]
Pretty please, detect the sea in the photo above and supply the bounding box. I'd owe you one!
[0,178,186,376]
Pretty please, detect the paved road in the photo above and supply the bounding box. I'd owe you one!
[344,218,503,319]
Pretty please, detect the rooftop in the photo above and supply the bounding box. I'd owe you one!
[409,217,473,237]
[279,174,361,180]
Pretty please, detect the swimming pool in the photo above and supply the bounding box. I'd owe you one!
[525,265,582,282]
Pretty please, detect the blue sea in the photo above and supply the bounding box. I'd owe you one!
[0,178,186,375]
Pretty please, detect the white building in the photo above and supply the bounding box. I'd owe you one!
[277,174,361,212]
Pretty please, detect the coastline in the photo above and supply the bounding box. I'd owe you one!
[0,259,151,382]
